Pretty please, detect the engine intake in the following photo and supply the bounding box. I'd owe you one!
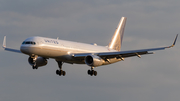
[28,56,47,67]
[85,55,104,67]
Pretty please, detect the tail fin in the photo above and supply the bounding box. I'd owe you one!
[108,17,127,51]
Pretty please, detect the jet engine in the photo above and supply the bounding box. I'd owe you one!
[28,56,47,67]
[85,55,104,67]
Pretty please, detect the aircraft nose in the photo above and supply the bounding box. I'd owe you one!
[20,45,32,54]
[20,45,27,53]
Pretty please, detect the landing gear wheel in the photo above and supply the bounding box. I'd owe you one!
[59,70,63,76]
[62,71,66,76]
[87,69,97,76]
[94,71,97,76]
[56,70,59,75]
[56,70,66,76]
[91,70,94,76]
[88,70,91,74]
[32,65,38,69]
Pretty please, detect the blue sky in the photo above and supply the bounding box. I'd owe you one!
[0,0,180,101]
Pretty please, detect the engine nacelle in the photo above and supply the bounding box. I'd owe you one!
[28,56,47,67]
[85,55,104,67]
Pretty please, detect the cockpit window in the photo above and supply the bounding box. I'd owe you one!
[22,41,36,45]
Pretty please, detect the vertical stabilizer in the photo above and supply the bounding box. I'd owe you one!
[108,17,127,51]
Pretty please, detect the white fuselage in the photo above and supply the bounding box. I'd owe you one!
[20,36,119,64]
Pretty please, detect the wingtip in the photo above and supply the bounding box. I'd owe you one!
[2,36,6,48]
[173,34,178,45]
[169,34,178,48]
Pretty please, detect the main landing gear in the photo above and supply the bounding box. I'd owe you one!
[56,61,66,76]
[87,67,97,76]
[55,61,97,76]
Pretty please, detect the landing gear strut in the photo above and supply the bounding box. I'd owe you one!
[56,61,66,76]
[87,67,97,76]
[30,55,38,69]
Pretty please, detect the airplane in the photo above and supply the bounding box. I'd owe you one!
[2,17,178,76]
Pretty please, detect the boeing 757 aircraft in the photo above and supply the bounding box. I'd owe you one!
[2,17,178,76]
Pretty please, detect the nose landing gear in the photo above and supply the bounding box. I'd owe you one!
[32,65,38,69]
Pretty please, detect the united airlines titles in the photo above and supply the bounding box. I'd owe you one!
[44,39,59,44]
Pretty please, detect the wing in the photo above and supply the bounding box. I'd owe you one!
[2,36,22,53]
[73,34,178,60]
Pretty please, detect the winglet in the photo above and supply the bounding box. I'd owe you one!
[169,34,178,48]
[2,36,6,48]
